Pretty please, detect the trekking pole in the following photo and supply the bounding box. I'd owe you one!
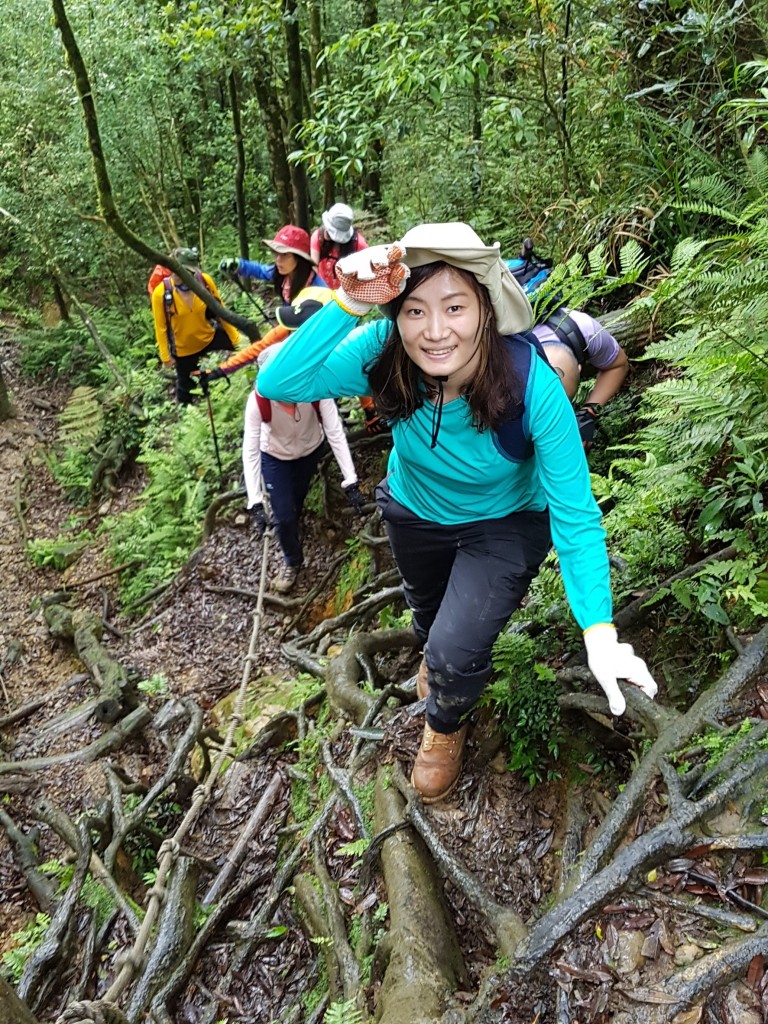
[199,373,225,490]
[227,269,275,326]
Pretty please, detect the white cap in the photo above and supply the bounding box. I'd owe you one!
[322,203,355,244]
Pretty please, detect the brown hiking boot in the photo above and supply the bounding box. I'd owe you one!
[272,565,299,594]
[416,658,429,701]
[411,722,468,803]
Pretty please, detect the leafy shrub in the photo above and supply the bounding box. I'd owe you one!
[334,537,373,614]
[482,632,562,787]
[2,913,50,981]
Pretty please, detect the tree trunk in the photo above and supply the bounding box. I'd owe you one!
[360,0,382,210]
[0,362,14,421]
[227,70,249,260]
[0,978,40,1024]
[283,0,310,229]
[252,61,294,224]
[306,0,335,208]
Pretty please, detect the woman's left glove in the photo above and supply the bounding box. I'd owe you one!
[583,624,657,716]
[343,483,367,515]
[335,244,410,314]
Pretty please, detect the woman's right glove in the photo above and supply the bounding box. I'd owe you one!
[335,244,410,315]
[583,623,658,716]
[219,257,240,275]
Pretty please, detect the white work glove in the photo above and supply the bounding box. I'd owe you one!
[583,623,658,716]
[335,243,410,315]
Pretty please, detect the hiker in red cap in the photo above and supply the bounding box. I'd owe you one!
[219,226,328,303]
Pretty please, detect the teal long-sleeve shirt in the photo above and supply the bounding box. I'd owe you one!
[258,299,613,630]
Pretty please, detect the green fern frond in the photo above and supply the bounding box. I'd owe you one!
[325,999,365,1024]
[686,175,742,211]
[617,239,648,278]
[669,237,713,272]
[671,200,746,226]
[586,242,608,276]
[58,385,103,449]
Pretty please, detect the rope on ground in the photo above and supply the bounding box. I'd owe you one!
[96,525,275,1007]
[54,1000,128,1024]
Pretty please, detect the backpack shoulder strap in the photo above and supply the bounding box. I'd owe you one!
[492,334,549,463]
[543,308,588,365]
[162,277,177,358]
[255,391,272,422]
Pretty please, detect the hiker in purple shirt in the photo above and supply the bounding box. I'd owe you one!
[532,309,629,450]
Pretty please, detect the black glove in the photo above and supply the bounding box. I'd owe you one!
[343,483,367,515]
[219,257,239,274]
[575,403,601,450]
[249,503,268,535]
[364,405,388,435]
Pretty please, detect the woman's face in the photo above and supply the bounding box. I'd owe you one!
[275,251,298,276]
[396,267,483,391]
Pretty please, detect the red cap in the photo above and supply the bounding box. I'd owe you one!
[263,225,311,261]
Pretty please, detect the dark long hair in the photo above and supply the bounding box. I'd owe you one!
[319,230,359,262]
[365,263,522,430]
[271,256,315,301]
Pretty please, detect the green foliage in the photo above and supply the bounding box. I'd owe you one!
[137,672,170,697]
[325,1001,365,1024]
[482,633,562,787]
[106,370,251,609]
[38,859,115,929]
[334,538,373,614]
[377,604,413,630]
[2,913,50,981]
[27,529,92,570]
[289,704,334,829]
[676,719,762,774]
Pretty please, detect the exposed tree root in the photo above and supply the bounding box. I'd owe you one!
[374,766,468,1024]
[571,623,768,888]
[392,764,526,958]
[124,855,198,1021]
[0,705,152,777]
[660,920,768,1014]
[43,602,136,722]
[323,626,418,723]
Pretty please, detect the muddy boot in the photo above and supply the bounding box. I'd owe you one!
[272,565,299,594]
[411,722,468,803]
[416,658,429,700]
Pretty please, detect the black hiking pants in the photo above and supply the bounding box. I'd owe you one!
[175,326,235,404]
[377,483,551,734]
[261,444,324,567]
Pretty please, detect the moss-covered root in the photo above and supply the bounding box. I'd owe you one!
[374,766,467,1024]
[124,856,199,1020]
[44,604,135,722]
[0,978,40,1024]
[325,628,419,725]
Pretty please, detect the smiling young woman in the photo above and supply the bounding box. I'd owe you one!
[257,222,657,804]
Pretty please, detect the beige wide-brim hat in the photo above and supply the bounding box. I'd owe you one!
[390,222,532,335]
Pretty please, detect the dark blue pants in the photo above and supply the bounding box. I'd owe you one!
[377,484,551,733]
[261,445,324,566]
[175,326,235,404]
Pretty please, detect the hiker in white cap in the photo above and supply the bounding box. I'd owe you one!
[258,223,657,803]
[310,203,368,290]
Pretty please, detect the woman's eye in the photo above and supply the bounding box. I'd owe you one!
[447,304,463,313]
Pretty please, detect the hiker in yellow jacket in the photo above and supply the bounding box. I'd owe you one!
[151,247,240,404]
